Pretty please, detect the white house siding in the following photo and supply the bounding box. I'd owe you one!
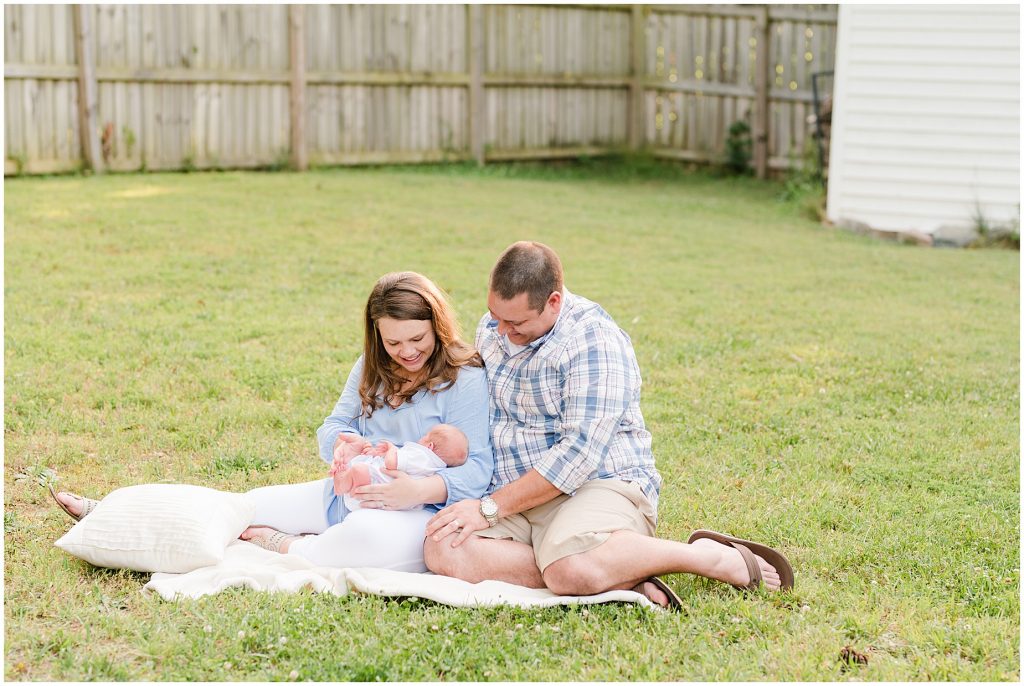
[826,4,1020,237]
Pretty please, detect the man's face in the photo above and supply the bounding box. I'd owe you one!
[487,290,561,346]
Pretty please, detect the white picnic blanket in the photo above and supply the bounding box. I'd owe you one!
[143,540,658,610]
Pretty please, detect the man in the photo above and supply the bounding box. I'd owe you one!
[424,242,793,607]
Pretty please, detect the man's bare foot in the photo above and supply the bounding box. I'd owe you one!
[240,525,298,554]
[632,580,670,608]
[689,537,781,590]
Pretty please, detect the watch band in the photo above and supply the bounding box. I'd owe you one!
[479,496,499,527]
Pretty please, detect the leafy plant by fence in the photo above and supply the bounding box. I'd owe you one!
[3,4,837,176]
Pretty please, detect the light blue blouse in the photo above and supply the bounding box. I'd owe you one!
[316,356,494,519]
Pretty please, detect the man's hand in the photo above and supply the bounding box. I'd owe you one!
[426,499,488,548]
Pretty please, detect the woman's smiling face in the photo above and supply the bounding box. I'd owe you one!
[376,317,436,375]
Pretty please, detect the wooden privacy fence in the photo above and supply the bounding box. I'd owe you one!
[4,4,837,176]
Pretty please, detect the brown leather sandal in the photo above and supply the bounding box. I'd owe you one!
[687,529,795,591]
[48,484,100,522]
[636,576,683,610]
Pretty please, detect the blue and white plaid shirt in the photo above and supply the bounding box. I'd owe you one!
[476,290,662,513]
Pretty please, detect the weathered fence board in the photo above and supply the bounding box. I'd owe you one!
[4,3,836,176]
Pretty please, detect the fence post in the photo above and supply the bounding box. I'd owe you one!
[752,4,770,179]
[289,4,308,171]
[468,4,485,166]
[628,5,646,150]
[72,4,102,173]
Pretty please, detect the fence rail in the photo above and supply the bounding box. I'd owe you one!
[4,4,837,176]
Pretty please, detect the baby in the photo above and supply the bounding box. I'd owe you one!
[330,423,469,512]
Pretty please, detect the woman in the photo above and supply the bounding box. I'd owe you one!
[53,272,493,572]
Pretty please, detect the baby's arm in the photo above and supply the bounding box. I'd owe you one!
[382,442,399,471]
[363,441,399,469]
[390,446,450,478]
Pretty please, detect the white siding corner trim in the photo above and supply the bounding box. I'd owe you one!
[826,4,1020,236]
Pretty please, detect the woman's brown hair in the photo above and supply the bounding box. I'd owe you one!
[359,271,482,415]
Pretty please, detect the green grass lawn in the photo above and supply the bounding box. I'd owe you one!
[4,164,1019,681]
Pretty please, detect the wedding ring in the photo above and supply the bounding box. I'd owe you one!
[454,518,462,528]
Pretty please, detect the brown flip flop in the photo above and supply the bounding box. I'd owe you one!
[640,576,683,611]
[48,484,99,522]
[687,529,795,591]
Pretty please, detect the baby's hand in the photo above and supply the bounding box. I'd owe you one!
[368,440,393,457]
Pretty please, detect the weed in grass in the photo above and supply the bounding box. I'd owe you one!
[122,126,137,158]
[14,465,57,487]
[969,202,1020,250]
[9,152,27,175]
[779,139,826,222]
[205,453,279,477]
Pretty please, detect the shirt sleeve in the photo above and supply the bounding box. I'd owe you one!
[532,324,637,494]
[395,444,448,478]
[474,311,495,350]
[434,365,495,507]
[315,356,366,465]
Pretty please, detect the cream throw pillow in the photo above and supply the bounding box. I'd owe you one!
[54,484,255,573]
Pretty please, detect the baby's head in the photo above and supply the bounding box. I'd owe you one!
[418,424,469,467]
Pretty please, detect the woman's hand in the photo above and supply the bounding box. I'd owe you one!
[353,469,425,511]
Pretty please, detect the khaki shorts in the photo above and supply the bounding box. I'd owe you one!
[474,479,657,572]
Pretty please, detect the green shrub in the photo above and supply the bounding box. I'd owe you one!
[724,120,753,175]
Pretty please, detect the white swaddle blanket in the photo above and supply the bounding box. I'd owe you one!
[143,540,658,610]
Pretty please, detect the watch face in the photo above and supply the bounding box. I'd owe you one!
[481,498,498,516]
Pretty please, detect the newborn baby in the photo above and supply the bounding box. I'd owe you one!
[330,423,469,512]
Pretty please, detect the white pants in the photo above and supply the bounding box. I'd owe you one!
[245,479,433,572]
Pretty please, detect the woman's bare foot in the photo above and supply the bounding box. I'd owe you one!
[55,491,85,518]
[689,537,781,590]
[240,526,298,554]
[52,490,103,521]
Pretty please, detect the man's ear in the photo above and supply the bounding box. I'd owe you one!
[547,290,562,313]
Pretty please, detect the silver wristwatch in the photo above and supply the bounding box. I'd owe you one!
[479,496,499,527]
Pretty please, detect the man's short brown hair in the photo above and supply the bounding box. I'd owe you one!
[489,241,564,312]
